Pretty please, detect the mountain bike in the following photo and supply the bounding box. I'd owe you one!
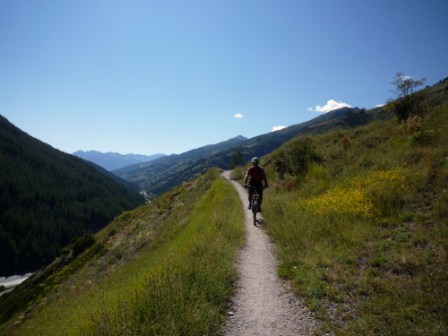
[244,185,264,226]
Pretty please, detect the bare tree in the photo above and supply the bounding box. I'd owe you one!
[388,72,426,122]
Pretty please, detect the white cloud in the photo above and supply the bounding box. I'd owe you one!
[307,107,313,112]
[375,103,385,108]
[315,99,351,113]
[272,125,287,132]
[233,113,243,119]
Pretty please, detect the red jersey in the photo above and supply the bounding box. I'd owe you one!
[246,166,265,184]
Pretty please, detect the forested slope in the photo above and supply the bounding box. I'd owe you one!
[0,115,144,276]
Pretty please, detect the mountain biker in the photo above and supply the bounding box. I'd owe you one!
[244,157,268,211]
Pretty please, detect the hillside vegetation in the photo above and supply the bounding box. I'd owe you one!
[0,116,144,276]
[234,79,448,335]
[0,169,244,335]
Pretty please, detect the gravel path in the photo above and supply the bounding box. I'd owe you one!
[222,171,320,336]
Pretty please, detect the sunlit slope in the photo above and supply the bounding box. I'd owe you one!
[1,169,244,336]
[254,93,448,334]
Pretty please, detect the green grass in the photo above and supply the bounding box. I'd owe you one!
[261,104,448,335]
[2,169,244,335]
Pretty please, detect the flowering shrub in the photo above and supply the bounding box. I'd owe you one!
[361,168,409,191]
[362,168,413,216]
[300,186,374,218]
[300,167,418,218]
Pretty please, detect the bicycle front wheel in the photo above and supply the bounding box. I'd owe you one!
[252,198,259,225]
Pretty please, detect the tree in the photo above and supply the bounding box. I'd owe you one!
[388,72,426,122]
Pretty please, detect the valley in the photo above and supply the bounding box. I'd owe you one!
[0,77,447,335]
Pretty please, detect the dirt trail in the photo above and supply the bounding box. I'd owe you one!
[222,171,320,336]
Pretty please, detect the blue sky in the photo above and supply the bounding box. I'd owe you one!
[1,0,447,155]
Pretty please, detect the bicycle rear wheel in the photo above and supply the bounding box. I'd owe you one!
[252,198,259,225]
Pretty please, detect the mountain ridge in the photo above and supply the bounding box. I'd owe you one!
[73,150,165,171]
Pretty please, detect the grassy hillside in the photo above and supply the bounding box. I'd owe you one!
[0,169,244,335]
[241,89,448,334]
[0,115,144,276]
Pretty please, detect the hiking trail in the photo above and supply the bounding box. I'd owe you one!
[222,170,321,336]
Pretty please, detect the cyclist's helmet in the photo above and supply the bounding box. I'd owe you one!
[251,157,259,163]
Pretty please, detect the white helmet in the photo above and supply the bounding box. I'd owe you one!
[251,157,259,163]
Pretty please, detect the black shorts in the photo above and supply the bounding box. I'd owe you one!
[249,183,263,194]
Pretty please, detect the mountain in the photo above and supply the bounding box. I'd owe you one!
[114,135,248,199]
[114,107,373,199]
[72,150,165,171]
[225,106,374,161]
[0,115,145,276]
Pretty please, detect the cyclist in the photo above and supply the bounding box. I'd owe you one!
[244,157,268,211]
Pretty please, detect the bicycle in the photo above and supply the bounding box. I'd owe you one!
[244,185,264,226]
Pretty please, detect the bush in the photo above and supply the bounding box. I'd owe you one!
[272,137,321,178]
[399,114,437,145]
[300,185,374,218]
[72,232,96,256]
[361,168,414,216]
[409,129,437,145]
[299,167,421,218]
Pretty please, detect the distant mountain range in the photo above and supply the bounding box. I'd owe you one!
[0,115,144,276]
[73,150,165,171]
[114,107,377,199]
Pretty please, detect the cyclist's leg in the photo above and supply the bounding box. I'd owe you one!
[254,183,263,211]
[248,186,254,209]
